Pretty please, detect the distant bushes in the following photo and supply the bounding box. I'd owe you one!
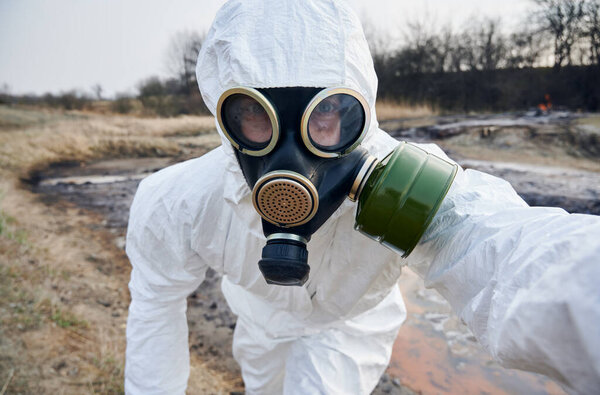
[111,94,134,114]
[0,83,211,118]
[135,76,210,117]
[378,66,600,113]
[3,91,94,111]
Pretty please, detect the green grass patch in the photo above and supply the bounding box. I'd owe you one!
[90,354,125,394]
[0,193,28,245]
[0,265,43,331]
[0,212,28,244]
[50,307,89,329]
[1,263,87,332]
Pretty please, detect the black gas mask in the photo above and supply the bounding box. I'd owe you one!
[217,86,376,286]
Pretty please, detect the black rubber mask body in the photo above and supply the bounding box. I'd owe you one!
[235,87,369,286]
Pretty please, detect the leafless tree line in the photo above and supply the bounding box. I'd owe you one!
[370,0,599,77]
[131,31,207,116]
[365,0,600,111]
[148,0,598,114]
[534,0,600,68]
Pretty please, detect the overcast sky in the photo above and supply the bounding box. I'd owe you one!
[0,0,533,97]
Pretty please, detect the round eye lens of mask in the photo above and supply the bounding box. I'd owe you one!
[217,88,279,156]
[302,88,369,158]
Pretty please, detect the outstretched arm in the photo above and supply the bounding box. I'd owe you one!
[406,167,600,394]
[125,178,207,395]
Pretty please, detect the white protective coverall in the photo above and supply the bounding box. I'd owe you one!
[125,0,600,394]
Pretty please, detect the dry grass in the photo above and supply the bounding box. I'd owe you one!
[0,175,130,394]
[0,106,231,394]
[0,106,217,177]
[375,100,437,121]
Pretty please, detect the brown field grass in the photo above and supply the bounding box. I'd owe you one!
[0,106,217,176]
[0,105,232,394]
[375,100,436,121]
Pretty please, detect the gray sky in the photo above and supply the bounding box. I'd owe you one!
[0,0,533,97]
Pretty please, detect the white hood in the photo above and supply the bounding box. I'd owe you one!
[196,0,380,156]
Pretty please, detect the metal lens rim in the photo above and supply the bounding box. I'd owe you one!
[300,87,371,159]
[216,87,280,157]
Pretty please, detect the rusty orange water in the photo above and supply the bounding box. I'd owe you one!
[389,270,566,395]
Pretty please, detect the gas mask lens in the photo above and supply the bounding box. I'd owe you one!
[217,88,279,156]
[218,86,370,158]
[302,88,370,158]
[225,94,271,146]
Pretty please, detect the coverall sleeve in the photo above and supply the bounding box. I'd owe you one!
[125,178,208,395]
[406,167,600,394]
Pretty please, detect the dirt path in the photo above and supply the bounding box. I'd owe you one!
[1,174,240,393]
[22,158,244,394]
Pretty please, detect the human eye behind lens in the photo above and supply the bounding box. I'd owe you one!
[237,97,266,116]
[248,103,265,115]
[315,98,339,115]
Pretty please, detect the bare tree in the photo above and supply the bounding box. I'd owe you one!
[582,0,600,65]
[165,31,205,96]
[91,84,103,100]
[393,20,455,75]
[533,0,586,68]
[0,83,10,95]
[362,19,395,80]
[480,19,507,70]
[436,26,456,73]
[460,19,507,71]
[447,34,471,72]
[0,83,10,104]
[506,28,546,68]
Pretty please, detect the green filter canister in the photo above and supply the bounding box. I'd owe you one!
[354,142,458,256]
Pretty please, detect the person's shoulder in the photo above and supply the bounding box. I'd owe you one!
[139,147,227,196]
[130,146,229,221]
[363,128,400,158]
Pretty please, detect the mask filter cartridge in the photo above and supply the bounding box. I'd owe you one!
[352,142,458,256]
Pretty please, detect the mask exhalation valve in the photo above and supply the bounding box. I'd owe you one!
[258,233,309,286]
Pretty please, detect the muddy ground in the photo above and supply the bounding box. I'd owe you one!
[28,111,599,394]
[31,158,245,389]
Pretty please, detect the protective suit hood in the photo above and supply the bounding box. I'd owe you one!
[196,0,380,161]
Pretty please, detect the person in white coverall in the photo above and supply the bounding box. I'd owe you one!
[125,0,600,394]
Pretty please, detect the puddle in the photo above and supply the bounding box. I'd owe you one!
[459,159,600,215]
[39,173,148,186]
[431,111,573,132]
[459,159,597,176]
[31,157,172,229]
[392,270,566,395]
